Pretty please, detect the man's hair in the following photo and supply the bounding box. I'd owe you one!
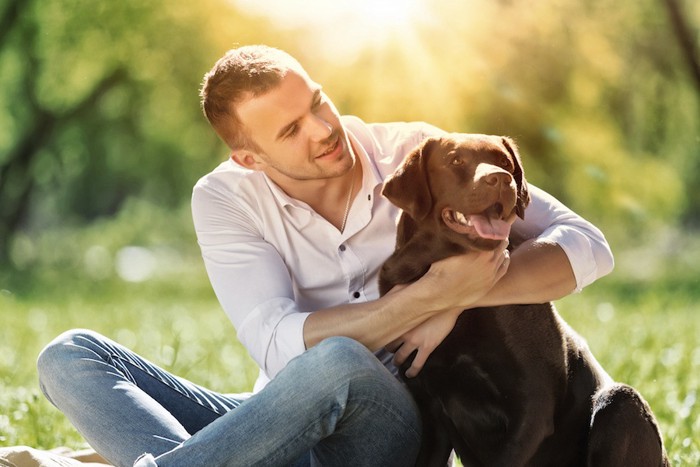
[200,45,306,150]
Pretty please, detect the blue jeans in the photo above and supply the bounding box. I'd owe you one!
[37,330,421,467]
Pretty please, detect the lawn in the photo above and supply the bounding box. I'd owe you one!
[0,207,698,465]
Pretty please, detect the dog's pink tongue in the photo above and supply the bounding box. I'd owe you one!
[468,214,511,240]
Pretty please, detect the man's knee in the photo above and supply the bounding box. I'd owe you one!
[37,329,100,396]
[304,337,416,411]
[307,336,381,378]
[38,329,96,368]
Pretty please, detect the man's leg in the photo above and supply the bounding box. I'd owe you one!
[136,336,422,466]
[38,330,421,466]
[37,329,247,465]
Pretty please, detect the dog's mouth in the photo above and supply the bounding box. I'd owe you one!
[442,203,513,240]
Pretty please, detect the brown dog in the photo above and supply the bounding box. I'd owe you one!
[379,134,669,467]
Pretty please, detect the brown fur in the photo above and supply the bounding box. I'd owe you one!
[379,134,669,467]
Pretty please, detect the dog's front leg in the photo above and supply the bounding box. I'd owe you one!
[412,394,453,467]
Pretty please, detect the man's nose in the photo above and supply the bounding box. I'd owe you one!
[309,114,333,141]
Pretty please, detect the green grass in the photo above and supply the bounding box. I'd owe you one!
[0,273,259,450]
[557,278,700,466]
[0,206,698,465]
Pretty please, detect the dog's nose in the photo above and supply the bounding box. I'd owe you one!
[484,171,511,186]
[475,163,512,187]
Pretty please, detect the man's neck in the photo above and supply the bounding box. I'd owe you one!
[270,157,363,231]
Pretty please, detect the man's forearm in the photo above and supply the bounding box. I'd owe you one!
[475,239,576,307]
[302,282,442,352]
[303,246,511,351]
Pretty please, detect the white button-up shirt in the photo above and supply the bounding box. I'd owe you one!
[192,116,614,390]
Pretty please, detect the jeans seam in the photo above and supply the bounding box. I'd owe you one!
[111,354,230,418]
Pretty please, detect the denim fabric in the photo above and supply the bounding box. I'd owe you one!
[37,330,421,467]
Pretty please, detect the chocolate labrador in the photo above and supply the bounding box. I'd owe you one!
[379,134,669,467]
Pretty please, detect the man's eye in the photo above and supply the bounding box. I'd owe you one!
[286,125,299,138]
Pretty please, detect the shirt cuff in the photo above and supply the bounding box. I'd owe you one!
[237,297,311,380]
[267,310,311,377]
[541,225,599,293]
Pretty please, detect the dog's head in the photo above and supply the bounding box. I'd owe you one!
[382,133,530,249]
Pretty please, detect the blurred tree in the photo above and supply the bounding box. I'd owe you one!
[0,0,129,260]
[314,0,698,239]
[0,0,275,263]
[663,0,700,92]
[1,0,698,266]
[662,0,700,226]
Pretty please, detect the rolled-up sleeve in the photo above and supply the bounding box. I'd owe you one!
[514,184,614,292]
[191,178,310,379]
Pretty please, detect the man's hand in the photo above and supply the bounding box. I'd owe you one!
[411,240,511,312]
[383,241,510,378]
[386,308,463,378]
[304,242,511,357]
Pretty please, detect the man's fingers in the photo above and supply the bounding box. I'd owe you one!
[385,339,401,354]
[392,343,416,367]
[405,349,429,378]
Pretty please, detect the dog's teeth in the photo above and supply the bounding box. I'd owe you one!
[454,211,471,226]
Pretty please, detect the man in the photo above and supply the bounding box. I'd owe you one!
[37,45,613,466]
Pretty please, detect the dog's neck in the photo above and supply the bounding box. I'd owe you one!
[397,212,476,263]
[379,210,490,296]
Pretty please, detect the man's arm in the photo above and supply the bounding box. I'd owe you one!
[476,239,574,307]
[383,240,571,378]
[385,184,614,376]
[303,245,511,352]
[477,183,614,307]
[309,183,615,365]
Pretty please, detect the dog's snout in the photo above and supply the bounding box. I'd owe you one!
[485,171,511,186]
[475,163,512,187]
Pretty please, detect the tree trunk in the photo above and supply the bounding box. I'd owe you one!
[0,69,128,263]
[662,0,700,93]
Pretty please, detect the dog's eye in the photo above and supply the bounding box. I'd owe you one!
[451,157,463,166]
[500,158,512,170]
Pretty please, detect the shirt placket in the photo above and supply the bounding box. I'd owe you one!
[337,241,366,302]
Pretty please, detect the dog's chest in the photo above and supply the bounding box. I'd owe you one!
[419,304,566,397]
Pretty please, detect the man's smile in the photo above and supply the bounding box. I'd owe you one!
[315,134,341,161]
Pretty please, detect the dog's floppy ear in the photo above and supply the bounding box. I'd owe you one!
[501,136,530,219]
[382,137,437,221]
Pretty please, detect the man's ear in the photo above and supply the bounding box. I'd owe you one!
[501,136,530,219]
[381,137,436,221]
[231,151,264,171]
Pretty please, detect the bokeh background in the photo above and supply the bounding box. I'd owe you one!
[1,0,698,463]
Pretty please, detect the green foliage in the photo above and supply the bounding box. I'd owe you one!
[0,0,274,257]
[1,0,699,258]
[303,0,699,238]
[557,277,700,465]
[0,204,259,447]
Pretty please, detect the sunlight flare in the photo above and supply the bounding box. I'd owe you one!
[234,0,431,58]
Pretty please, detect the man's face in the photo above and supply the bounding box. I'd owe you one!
[233,70,354,184]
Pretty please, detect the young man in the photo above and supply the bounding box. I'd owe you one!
[37,45,613,466]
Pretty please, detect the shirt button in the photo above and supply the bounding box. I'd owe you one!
[353,291,361,299]
[339,244,346,252]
